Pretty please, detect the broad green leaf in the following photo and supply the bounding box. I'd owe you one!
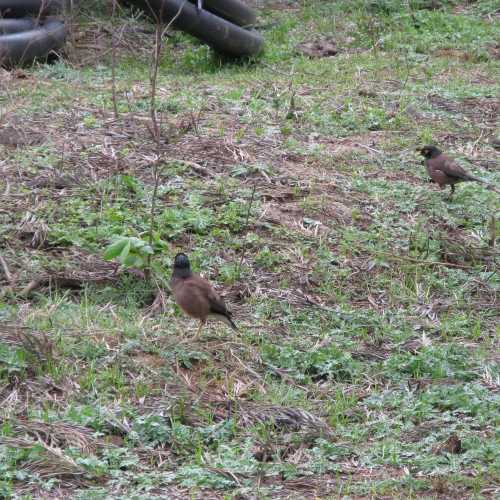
[129,237,144,248]
[104,238,130,260]
[141,245,154,255]
[123,254,144,268]
[118,240,132,262]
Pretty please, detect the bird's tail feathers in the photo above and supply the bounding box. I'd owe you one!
[467,174,485,183]
[474,176,500,192]
[210,313,238,331]
[468,176,499,193]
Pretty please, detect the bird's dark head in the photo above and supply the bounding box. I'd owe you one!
[172,252,192,279]
[173,253,191,270]
[418,145,441,159]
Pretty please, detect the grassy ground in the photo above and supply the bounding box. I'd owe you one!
[0,0,499,498]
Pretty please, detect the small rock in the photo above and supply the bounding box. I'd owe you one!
[434,434,462,455]
[296,38,338,58]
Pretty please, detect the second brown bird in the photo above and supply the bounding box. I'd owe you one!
[170,252,237,337]
[418,145,492,199]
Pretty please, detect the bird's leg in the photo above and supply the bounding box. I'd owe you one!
[447,184,455,201]
[196,0,203,12]
[195,320,205,338]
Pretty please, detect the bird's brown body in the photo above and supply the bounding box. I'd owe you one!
[170,253,237,336]
[418,145,484,199]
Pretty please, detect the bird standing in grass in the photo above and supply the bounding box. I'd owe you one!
[418,145,497,200]
[170,253,238,338]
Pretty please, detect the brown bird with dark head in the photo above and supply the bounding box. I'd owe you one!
[170,253,237,337]
[418,145,497,199]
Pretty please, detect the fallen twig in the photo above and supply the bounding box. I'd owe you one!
[237,184,257,276]
[377,251,473,269]
[0,252,15,287]
[20,280,42,298]
[488,214,496,248]
[172,158,211,177]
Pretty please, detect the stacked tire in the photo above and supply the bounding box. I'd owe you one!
[127,0,263,57]
[0,0,66,67]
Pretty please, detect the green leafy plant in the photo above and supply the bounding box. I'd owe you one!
[104,236,167,268]
[104,237,154,268]
[130,415,171,447]
[0,345,28,379]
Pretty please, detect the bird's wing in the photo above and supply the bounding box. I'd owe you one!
[200,279,238,330]
[188,276,231,316]
[207,291,238,330]
[439,158,474,180]
[177,275,237,329]
[207,288,231,316]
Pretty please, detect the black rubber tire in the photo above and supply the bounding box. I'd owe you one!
[0,18,36,34]
[0,19,66,67]
[128,0,263,57]
[188,0,256,27]
[0,0,64,17]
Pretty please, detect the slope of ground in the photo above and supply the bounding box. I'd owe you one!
[0,1,499,498]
